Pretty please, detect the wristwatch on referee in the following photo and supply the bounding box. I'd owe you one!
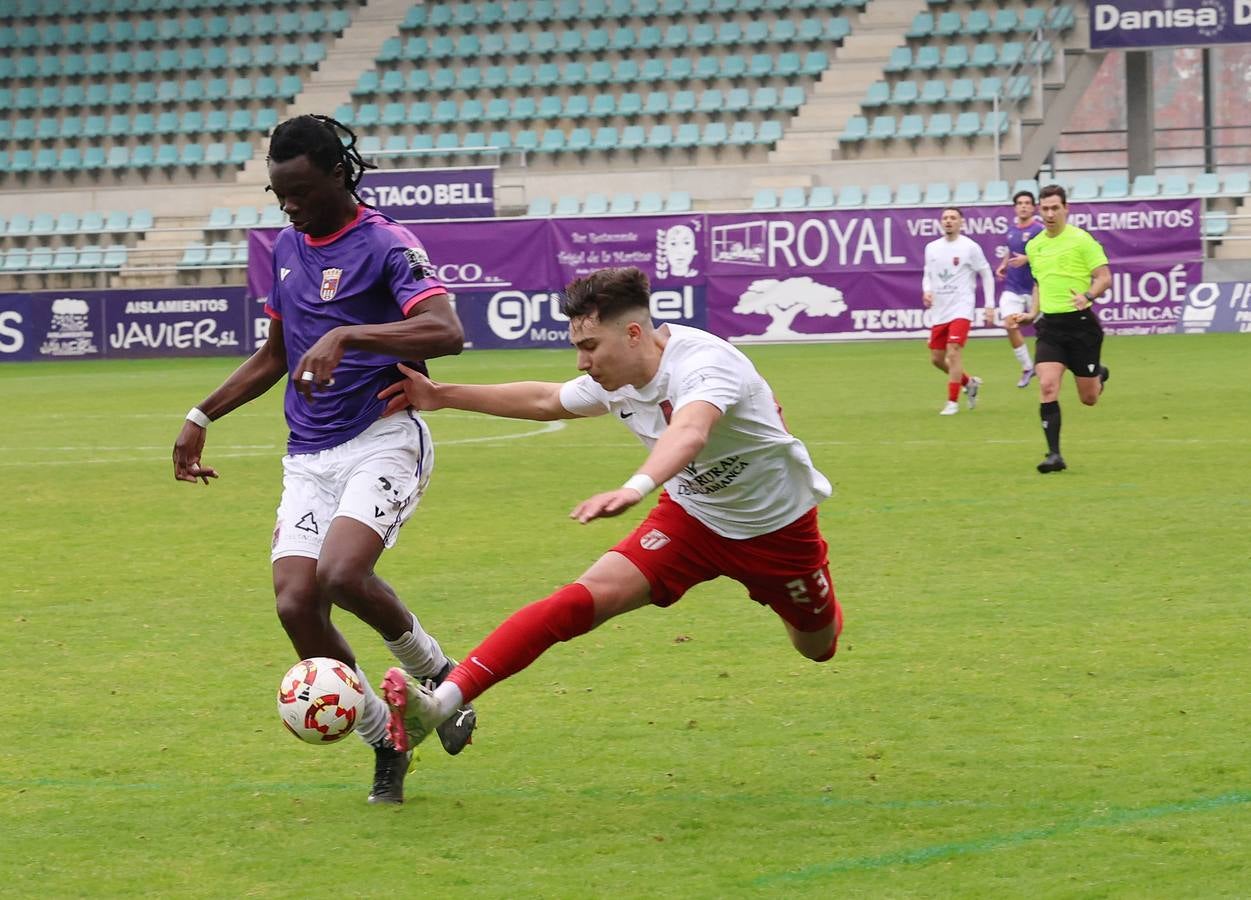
[1082,291,1095,304]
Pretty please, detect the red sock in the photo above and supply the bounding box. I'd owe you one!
[446,583,596,704]
[960,373,970,386]
[947,381,960,402]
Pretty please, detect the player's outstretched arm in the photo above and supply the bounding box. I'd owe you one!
[172,318,289,484]
[570,401,721,524]
[379,362,581,421]
[294,293,464,398]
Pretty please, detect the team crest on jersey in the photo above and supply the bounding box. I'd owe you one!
[952,256,960,266]
[403,246,436,280]
[639,529,670,551]
[319,268,344,301]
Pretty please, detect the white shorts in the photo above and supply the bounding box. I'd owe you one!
[271,412,433,562]
[998,291,1030,321]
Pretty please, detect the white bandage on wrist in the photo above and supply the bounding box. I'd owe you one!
[622,473,656,498]
[186,407,212,428]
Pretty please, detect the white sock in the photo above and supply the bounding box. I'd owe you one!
[353,664,390,747]
[384,613,448,680]
[432,681,464,720]
[1014,344,1032,369]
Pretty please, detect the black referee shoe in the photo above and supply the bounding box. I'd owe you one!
[1036,452,1067,474]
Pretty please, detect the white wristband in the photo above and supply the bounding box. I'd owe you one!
[186,407,212,428]
[622,473,655,498]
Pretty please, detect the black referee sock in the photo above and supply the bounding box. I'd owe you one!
[1040,401,1061,454]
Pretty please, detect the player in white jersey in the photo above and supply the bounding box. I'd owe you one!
[922,207,995,415]
[373,267,844,753]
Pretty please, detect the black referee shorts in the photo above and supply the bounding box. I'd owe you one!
[1034,310,1104,377]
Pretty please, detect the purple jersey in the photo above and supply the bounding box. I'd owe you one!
[1004,217,1045,294]
[265,207,445,454]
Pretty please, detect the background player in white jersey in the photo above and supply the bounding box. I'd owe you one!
[373,266,844,752]
[171,115,475,804]
[922,207,995,415]
[993,190,1044,387]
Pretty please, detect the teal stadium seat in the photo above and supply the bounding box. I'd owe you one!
[840,116,868,144]
[899,115,925,140]
[954,181,981,204]
[923,182,951,205]
[895,183,922,206]
[610,193,636,214]
[981,180,1010,203]
[637,192,664,213]
[1131,175,1160,198]
[866,184,893,206]
[807,186,836,208]
[780,187,806,209]
[1188,173,1218,196]
[1069,178,1099,201]
[1222,171,1249,194]
[583,193,609,215]
[1204,211,1230,238]
[835,185,865,208]
[752,189,779,210]
[664,191,692,213]
[1100,174,1129,199]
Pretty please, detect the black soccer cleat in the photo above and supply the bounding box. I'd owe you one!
[426,659,477,756]
[1098,365,1110,394]
[1036,452,1067,474]
[367,740,412,805]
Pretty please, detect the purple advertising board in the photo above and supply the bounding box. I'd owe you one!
[1089,0,1251,49]
[704,200,1202,340]
[356,167,495,221]
[239,199,1204,350]
[1176,280,1251,333]
[0,287,248,362]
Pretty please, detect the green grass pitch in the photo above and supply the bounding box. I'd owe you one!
[1,334,1248,898]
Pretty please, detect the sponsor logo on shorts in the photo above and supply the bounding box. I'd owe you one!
[319,268,343,301]
[639,529,670,550]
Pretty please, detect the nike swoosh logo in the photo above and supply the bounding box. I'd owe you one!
[811,601,829,614]
[469,656,496,676]
[619,411,634,418]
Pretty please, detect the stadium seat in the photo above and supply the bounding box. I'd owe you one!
[1131,175,1161,198]
[637,192,664,214]
[835,185,865,208]
[1204,210,1230,238]
[664,191,692,213]
[954,181,981,204]
[609,193,636,214]
[923,182,951,205]
[1101,174,1129,199]
[1189,173,1219,196]
[752,189,779,210]
[1069,178,1099,201]
[899,115,925,140]
[780,187,806,209]
[583,193,609,215]
[866,184,893,206]
[894,183,922,206]
[1222,171,1250,195]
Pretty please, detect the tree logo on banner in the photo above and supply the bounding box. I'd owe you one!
[731,276,847,340]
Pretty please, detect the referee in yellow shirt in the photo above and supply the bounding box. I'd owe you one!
[1009,185,1111,473]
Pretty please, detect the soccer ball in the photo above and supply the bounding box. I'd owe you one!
[277,657,365,744]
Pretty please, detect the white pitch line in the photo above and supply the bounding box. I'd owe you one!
[0,420,567,467]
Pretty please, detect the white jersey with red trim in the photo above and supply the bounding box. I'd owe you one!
[559,324,832,539]
[922,234,992,325]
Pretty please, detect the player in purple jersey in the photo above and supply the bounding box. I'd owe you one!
[172,115,476,805]
[993,190,1045,387]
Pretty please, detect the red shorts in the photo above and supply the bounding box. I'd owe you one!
[611,492,840,634]
[928,317,971,349]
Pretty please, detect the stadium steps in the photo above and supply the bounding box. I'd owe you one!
[1001,9,1108,182]
[234,0,413,190]
[1212,196,1251,260]
[772,0,929,165]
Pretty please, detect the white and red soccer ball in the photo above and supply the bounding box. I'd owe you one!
[277,657,364,744]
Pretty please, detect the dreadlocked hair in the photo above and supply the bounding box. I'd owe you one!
[267,114,377,206]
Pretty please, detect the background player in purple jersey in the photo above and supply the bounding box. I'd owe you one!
[171,115,475,804]
[993,190,1045,387]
